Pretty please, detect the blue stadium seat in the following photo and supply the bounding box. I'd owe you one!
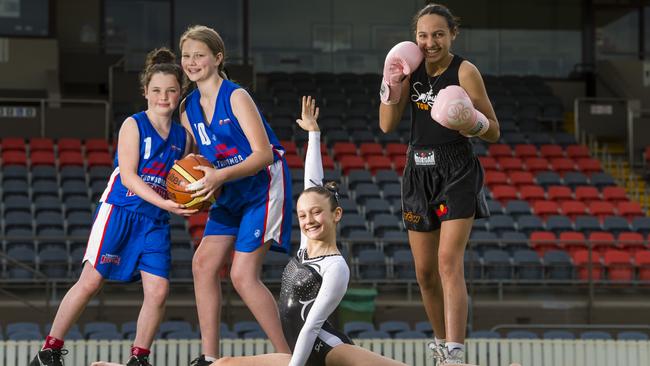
[513,249,543,280]
[631,217,650,235]
[339,214,367,237]
[84,322,119,338]
[563,172,589,189]
[364,199,392,220]
[4,195,32,214]
[516,215,545,235]
[8,331,42,340]
[357,330,391,339]
[33,196,63,215]
[394,330,427,339]
[88,331,123,340]
[589,172,616,189]
[372,214,402,237]
[487,215,516,235]
[165,330,200,339]
[470,230,500,253]
[159,321,193,337]
[574,215,602,235]
[414,321,434,337]
[392,250,415,280]
[354,183,382,205]
[6,322,40,337]
[470,330,501,339]
[262,250,289,280]
[356,249,387,280]
[506,330,539,339]
[170,247,193,280]
[483,249,512,280]
[347,170,373,190]
[464,250,483,280]
[602,216,631,235]
[374,169,400,188]
[543,250,574,280]
[486,199,504,216]
[617,331,649,340]
[378,321,410,336]
[504,200,532,218]
[500,231,530,253]
[344,321,374,338]
[535,171,562,188]
[543,330,575,339]
[382,231,409,255]
[580,331,613,340]
[233,321,262,337]
[38,247,69,278]
[546,215,574,234]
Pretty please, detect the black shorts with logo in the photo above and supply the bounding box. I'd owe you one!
[402,140,489,232]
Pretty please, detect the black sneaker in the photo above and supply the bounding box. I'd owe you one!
[190,355,212,366]
[30,348,68,366]
[126,354,152,366]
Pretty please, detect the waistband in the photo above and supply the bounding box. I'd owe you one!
[408,139,474,162]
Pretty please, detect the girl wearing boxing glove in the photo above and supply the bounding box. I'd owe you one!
[379,3,499,365]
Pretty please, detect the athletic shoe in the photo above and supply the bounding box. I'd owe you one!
[442,348,465,365]
[189,355,212,366]
[126,355,152,366]
[30,348,69,366]
[427,341,446,365]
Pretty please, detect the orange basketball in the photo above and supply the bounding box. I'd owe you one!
[166,155,219,211]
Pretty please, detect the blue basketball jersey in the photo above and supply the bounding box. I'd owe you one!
[184,79,285,186]
[101,111,187,221]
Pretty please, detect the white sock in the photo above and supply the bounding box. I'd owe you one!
[447,342,465,353]
[204,355,217,362]
[435,337,446,346]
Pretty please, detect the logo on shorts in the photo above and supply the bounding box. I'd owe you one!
[414,150,436,166]
[435,203,448,217]
[403,211,422,224]
[314,340,323,352]
[100,254,121,265]
[254,229,261,238]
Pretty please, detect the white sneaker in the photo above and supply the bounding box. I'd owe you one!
[427,342,447,364]
[441,348,464,365]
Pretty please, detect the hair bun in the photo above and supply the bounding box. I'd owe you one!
[323,181,339,194]
[145,47,176,69]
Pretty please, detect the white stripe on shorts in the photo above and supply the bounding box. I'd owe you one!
[318,328,344,348]
[83,202,114,266]
[263,159,286,244]
[99,167,120,203]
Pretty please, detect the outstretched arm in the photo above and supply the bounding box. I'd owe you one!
[296,96,323,250]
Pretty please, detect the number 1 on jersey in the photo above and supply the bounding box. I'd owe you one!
[197,123,211,145]
[143,137,152,159]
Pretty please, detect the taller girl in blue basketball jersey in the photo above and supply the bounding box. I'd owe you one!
[31,48,196,366]
[179,25,292,365]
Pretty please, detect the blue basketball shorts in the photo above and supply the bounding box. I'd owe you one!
[203,157,292,253]
[83,202,171,281]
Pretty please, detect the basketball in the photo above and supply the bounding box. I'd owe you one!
[166,155,219,211]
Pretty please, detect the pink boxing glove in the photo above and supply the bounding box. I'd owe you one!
[430,85,490,137]
[379,41,423,105]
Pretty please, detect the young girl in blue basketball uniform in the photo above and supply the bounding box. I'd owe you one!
[178,25,292,365]
[31,48,196,366]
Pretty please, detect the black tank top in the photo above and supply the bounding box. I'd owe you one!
[409,54,467,147]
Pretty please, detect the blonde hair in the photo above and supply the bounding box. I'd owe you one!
[179,25,228,79]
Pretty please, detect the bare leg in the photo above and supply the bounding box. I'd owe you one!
[49,262,104,339]
[211,353,291,366]
[407,230,446,339]
[133,271,169,349]
[325,344,407,366]
[193,235,236,358]
[230,241,290,353]
[438,218,473,344]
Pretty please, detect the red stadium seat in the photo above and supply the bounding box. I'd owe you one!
[617,201,645,221]
[602,186,628,204]
[523,157,550,173]
[58,151,85,167]
[332,142,357,158]
[478,156,498,171]
[508,171,535,187]
[485,171,508,187]
[488,144,512,157]
[547,185,573,203]
[284,154,304,169]
[603,249,633,281]
[30,138,54,152]
[617,232,646,254]
[634,250,650,281]
[322,155,335,170]
[560,200,588,221]
[367,156,392,175]
[30,151,56,166]
[85,138,111,154]
[497,157,524,173]
[530,231,559,255]
[560,231,587,254]
[513,144,538,158]
[550,158,577,175]
[385,143,407,159]
[279,140,297,155]
[393,155,407,174]
[572,249,603,280]
[576,158,602,175]
[359,143,383,158]
[519,185,546,203]
[574,186,601,204]
[58,138,82,152]
[539,144,564,159]
[588,231,616,254]
[588,201,617,221]
[1,151,27,166]
[491,185,519,204]
[532,201,560,221]
[339,155,365,175]
[566,144,591,159]
[1,137,26,152]
[87,152,113,168]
